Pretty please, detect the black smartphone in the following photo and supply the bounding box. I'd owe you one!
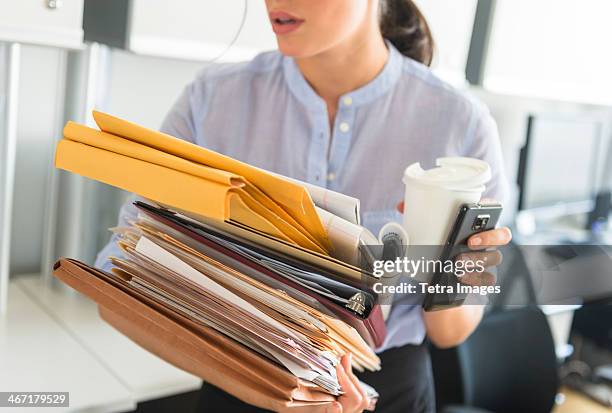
[422,203,502,311]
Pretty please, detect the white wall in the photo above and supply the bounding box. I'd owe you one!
[415,0,477,85]
[106,49,205,129]
[128,0,276,62]
[485,0,612,105]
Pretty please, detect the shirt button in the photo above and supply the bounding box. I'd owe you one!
[343,96,353,106]
[339,122,350,133]
[327,172,336,182]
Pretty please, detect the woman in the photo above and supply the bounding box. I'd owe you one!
[96,0,512,411]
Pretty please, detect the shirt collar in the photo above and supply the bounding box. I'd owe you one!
[282,41,403,111]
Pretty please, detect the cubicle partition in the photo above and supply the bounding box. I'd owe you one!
[0,43,20,314]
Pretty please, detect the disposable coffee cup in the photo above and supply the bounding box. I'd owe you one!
[377,157,491,282]
[402,157,491,246]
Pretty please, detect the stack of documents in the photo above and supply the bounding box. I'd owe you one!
[53,112,387,411]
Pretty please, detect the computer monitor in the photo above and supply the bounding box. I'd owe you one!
[517,114,605,213]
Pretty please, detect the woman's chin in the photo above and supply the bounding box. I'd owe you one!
[275,40,319,59]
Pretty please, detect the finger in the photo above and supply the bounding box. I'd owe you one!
[279,401,342,413]
[336,361,363,413]
[340,353,352,372]
[459,270,496,286]
[337,365,362,413]
[396,201,404,214]
[479,197,497,205]
[328,402,342,413]
[342,354,370,412]
[468,227,512,250]
[455,250,503,269]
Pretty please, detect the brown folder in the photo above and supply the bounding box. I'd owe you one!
[53,258,335,412]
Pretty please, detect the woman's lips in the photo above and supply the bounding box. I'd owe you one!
[269,11,304,35]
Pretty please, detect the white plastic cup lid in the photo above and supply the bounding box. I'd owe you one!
[403,157,491,191]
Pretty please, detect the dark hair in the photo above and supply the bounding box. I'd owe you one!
[380,0,434,66]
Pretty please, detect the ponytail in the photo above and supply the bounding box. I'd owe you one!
[380,0,434,66]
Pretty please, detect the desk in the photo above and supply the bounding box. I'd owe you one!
[16,275,202,403]
[554,386,612,413]
[0,275,202,412]
[0,281,133,412]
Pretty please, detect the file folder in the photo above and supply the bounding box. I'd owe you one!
[55,111,332,254]
[53,258,339,411]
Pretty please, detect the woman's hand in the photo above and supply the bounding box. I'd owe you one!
[284,354,371,413]
[467,226,512,250]
[334,354,371,413]
[454,226,512,287]
[424,223,511,348]
[396,199,512,287]
[457,198,512,287]
[397,199,513,348]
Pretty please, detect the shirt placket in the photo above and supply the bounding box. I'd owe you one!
[327,95,355,191]
[306,104,330,187]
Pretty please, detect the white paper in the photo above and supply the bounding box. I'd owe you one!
[283,176,361,225]
[316,207,377,266]
[135,236,297,338]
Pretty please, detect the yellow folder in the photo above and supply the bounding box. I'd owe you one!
[61,122,326,253]
[54,112,332,254]
[92,111,332,251]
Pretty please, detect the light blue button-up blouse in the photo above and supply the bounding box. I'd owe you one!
[95,43,509,352]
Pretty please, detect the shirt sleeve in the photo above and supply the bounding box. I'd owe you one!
[94,82,200,271]
[160,83,198,140]
[93,194,141,272]
[463,104,510,206]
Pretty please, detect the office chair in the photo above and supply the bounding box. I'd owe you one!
[431,307,559,413]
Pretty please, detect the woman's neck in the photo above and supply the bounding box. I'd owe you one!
[295,26,389,126]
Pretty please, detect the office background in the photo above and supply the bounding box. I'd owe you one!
[1,1,612,412]
[3,0,612,277]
